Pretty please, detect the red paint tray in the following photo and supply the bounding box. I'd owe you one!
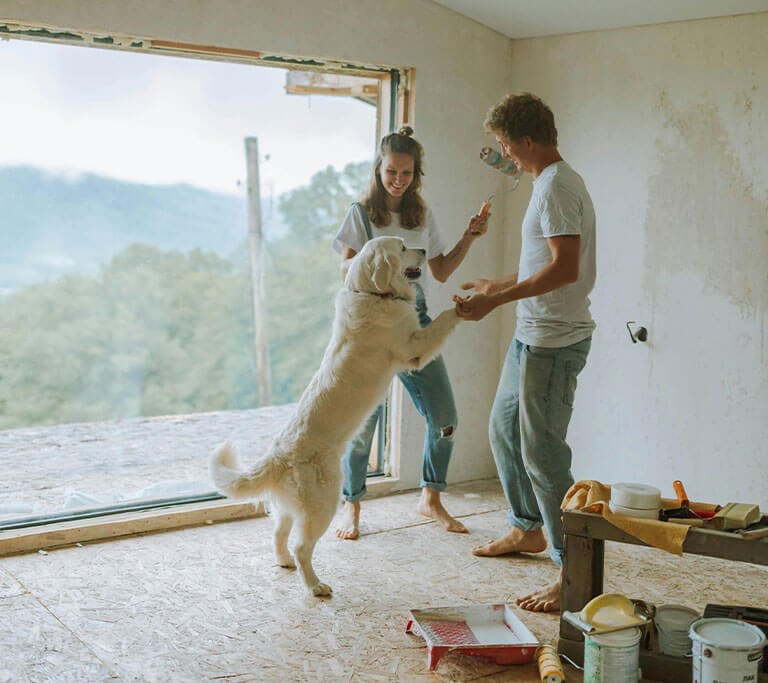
[405,604,540,671]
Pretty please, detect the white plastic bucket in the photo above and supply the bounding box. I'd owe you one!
[583,627,641,683]
[690,618,767,683]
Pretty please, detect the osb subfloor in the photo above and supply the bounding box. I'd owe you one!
[1,479,766,682]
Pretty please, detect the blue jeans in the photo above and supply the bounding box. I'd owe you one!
[342,284,458,502]
[489,336,591,566]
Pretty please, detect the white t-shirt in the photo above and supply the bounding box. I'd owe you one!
[333,203,447,281]
[515,161,596,348]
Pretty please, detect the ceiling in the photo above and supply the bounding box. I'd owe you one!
[430,0,768,38]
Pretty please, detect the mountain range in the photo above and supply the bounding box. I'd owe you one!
[0,165,286,293]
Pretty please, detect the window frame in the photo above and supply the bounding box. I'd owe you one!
[0,19,412,555]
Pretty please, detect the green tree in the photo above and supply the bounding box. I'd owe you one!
[265,160,370,401]
[0,160,371,429]
[0,245,255,429]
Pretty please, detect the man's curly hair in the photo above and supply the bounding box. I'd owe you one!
[484,92,558,146]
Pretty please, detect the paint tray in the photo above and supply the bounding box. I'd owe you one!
[405,603,540,671]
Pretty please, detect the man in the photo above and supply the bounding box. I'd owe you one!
[455,92,596,612]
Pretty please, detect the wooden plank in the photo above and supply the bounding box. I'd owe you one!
[559,533,604,642]
[639,651,691,681]
[0,499,263,557]
[151,39,262,59]
[562,510,768,566]
[557,636,584,667]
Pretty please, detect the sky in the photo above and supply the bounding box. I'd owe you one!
[0,38,377,197]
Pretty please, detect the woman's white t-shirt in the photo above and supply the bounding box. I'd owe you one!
[333,204,447,281]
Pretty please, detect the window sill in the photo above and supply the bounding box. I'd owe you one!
[0,475,402,557]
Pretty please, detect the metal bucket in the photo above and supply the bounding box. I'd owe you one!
[690,617,766,683]
[583,627,641,682]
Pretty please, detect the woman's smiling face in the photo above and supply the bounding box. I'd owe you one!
[379,152,415,200]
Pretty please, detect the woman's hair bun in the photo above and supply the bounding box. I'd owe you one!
[397,125,414,137]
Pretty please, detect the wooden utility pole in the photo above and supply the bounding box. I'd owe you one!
[245,137,271,406]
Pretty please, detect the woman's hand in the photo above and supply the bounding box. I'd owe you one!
[460,278,495,295]
[465,208,490,238]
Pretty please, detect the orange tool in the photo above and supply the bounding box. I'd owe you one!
[673,480,689,507]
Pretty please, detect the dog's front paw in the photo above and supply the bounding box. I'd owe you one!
[276,552,296,569]
[310,581,333,597]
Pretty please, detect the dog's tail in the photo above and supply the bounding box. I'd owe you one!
[209,441,280,499]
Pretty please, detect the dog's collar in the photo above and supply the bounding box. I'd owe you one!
[351,290,405,300]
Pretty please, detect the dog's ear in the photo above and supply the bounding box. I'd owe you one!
[371,250,396,293]
[345,250,371,291]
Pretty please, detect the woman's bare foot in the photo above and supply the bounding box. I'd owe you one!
[515,571,562,612]
[417,488,468,533]
[471,527,547,556]
[334,501,360,540]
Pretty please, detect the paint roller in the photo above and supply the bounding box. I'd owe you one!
[477,146,522,220]
[536,644,566,682]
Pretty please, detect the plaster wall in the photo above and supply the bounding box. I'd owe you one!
[503,13,768,508]
[0,0,513,489]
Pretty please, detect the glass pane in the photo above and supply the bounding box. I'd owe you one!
[0,38,379,526]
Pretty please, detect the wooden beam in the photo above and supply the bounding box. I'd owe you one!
[151,39,262,60]
[0,499,263,557]
[563,510,768,565]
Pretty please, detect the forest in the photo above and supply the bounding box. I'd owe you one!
[0,161,370,429]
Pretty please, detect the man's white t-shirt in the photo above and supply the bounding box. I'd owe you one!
[333,204,447,278]
[515,161,596,348]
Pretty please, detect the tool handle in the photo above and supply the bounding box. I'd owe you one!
[673,480,689,506]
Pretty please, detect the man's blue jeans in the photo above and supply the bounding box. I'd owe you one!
[489,336,591,566]
[342,284,458,502]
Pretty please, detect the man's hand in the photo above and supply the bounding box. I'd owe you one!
[460,278,495,295]
[453,293,496,321]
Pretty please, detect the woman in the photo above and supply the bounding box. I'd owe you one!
[333,126,489,540]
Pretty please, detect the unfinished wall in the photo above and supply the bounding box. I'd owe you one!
[503,13,768,508]
[0,0,513,489]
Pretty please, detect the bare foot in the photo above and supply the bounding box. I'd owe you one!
[471,527,547,556]
[334,501,360,540]
[417,488,469,533]
[515,571,562,612]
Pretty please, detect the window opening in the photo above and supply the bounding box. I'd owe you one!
[0,25,406,534]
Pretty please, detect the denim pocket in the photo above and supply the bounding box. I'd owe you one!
[562,361,578,408]
[523,345,556,403]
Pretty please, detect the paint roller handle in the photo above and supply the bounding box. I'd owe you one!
[673,480,690,507]
[467,201,492,235]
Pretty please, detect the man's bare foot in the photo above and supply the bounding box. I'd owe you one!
[515,571,562,612]
[417,488,468,533]
[334,501,360,540]
[471,527,547,556]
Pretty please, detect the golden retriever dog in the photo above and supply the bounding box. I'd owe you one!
[210,236,461,596]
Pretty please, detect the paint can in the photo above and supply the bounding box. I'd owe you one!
[583,627,641,683]
[689,617,767,683]
[654,604,699,656]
